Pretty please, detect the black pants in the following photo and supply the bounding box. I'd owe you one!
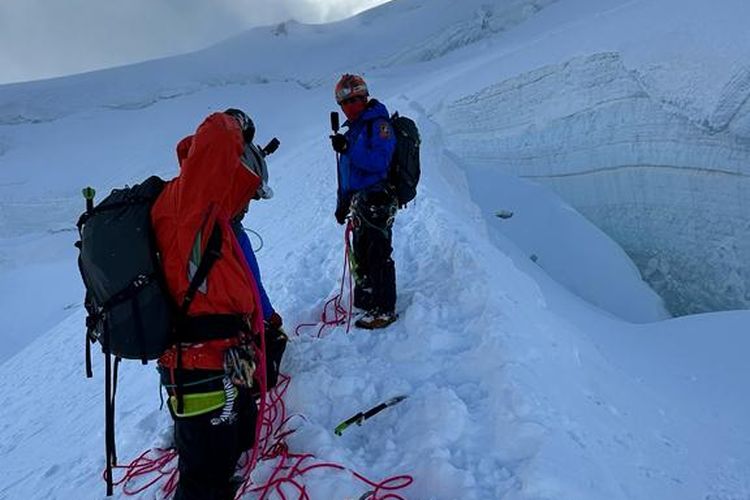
[171,386,257,500]
[351,190,397,314]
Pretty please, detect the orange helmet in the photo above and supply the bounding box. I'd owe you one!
[335,74,369,104]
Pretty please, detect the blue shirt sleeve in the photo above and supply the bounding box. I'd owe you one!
[233,222,274,319]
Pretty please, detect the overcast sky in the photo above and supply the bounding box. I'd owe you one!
[0,0,389,84]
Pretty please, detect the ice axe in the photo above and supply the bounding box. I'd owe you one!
[330,111,341,164]
[331,111,343,208]
[334,395,408,436]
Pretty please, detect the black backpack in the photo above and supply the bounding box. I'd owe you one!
[75,175,223,496]
[388,112,421,207]
[76,176,172,364]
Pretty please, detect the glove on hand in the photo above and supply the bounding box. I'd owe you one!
[335,203,349,225]
[266,311,283,330]
[224,345,256,388]
[262,320,288,391]
[330,133,348,154]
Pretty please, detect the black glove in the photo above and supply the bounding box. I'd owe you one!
[262,319,288,391]
[266,311,283,330]
[330,133,348,154]
[335,203,349,225]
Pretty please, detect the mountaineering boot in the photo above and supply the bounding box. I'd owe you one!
[229,475,245,497]
[353,285,374,311]
[350,305,370,320]
[354,310,398,330]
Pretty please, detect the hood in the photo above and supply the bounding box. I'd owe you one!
[173,112,260,219]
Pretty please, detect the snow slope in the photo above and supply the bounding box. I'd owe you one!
[1,0,749,499]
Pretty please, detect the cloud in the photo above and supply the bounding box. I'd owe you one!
[0,0,389,84]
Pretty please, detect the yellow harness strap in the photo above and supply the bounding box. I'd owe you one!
[168,389,230,417]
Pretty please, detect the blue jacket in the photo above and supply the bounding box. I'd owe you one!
[337,100,396,204]
[232,221,274,319]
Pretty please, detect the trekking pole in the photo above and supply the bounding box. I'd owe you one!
[80,186,96,380]
[334,395,408,436]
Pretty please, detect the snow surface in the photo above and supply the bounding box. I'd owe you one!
[1,0,749,498]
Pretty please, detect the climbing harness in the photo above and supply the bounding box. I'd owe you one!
[110,373,413,499]
[210,377,239,426]
[350,190,396,237]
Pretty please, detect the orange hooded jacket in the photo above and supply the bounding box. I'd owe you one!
[151,112,263,334]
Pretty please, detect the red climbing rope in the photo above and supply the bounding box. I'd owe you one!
[108,220,413,498]
[246,449,414,500]
[235,372,413,500]
[295,220,355,338]
[108,447,178,496]
[111,370,412,499]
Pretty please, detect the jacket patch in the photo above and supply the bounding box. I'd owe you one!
[379,122,391,139]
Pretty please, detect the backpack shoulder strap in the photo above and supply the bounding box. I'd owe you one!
[180,222,223,315]
[174,221,223,414]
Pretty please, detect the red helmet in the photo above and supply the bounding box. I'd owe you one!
[335,74,369,104]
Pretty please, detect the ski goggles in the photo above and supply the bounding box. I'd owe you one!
[336,81,368,103]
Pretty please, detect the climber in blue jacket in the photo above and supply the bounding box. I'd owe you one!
[330,74,398,330]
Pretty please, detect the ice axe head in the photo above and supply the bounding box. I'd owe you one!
[262,137,280,156]
[330,111,340,133]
